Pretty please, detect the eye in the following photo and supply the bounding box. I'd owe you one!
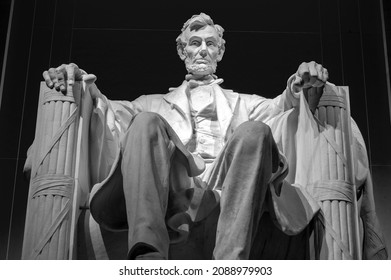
[190,40,201,46]
[207,41,216,46]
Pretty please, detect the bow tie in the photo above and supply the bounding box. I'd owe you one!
[185,74,224,89]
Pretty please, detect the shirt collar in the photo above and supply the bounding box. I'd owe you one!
[185,74,224,89]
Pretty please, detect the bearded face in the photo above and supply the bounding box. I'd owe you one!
[181,25,224,77]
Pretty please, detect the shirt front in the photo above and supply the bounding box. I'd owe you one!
[186,84,224,166]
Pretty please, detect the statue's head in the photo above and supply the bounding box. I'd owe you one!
[176,13,225,78]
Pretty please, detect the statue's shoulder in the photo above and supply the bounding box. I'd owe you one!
[138,93,166,100]
[222,88,261,102]
[223,89,271,110]
[218,86,252,98]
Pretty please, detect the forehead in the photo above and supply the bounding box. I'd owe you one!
[184,25,219,41]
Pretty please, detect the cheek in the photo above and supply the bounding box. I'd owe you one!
[184,47,195,59]
[209,49,219,61]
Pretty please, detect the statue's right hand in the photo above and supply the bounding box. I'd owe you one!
[42,63,83,94]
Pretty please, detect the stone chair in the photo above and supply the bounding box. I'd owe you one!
[21,80,379,260]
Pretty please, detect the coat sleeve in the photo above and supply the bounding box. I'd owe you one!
[247,75,301,123]
[88,85,147,185]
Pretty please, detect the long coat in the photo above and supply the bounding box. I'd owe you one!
[87,76,314,231]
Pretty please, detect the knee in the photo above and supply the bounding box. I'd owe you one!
[132,112,162,127]
[125,112,167,141]
[232,121,273,147]
[230,121,279,171]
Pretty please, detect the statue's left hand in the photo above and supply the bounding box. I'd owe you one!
[292,61,328,93]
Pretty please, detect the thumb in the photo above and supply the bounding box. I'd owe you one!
[66,64,76,86]
[82,74,97,84]
[291,74,304,93]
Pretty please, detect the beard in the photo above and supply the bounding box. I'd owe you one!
[185,58,217,76]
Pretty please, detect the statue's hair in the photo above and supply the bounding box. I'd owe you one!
[176,13,225,58]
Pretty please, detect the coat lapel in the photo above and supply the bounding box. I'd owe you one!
[162,81,193,143]
[213,85,239,138]
[164,81,191,118]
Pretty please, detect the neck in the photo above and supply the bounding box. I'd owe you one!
[185,73,224,90]
[185,72,219,85]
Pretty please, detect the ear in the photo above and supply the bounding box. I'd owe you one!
[216,46,225,62]
[177,44,187,61]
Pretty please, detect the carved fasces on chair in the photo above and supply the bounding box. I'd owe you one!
[311,85,361,259]
[22,82,90,259]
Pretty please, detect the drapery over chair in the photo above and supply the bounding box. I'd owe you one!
[21,80,384,260]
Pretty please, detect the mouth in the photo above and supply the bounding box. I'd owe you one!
[194,59,209,64]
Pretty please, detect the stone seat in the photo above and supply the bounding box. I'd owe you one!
[22,81,370,260]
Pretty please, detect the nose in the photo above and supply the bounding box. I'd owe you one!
[199,41,207,57]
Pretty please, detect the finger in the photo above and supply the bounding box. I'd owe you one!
[316,64,329,84]
[297,62,310,79]
[298,62,317,85]
[303,75,318,88]
[322,67,329,82]
[55,64,66,73]
[56,70,66,93]
[312,79,325,88]
[69,63,83,81]
[48,68,60,91]
[82,74,97,84]
[301,72,312,85]
[42,70,53,88]
[308,61,318,77]
[65,64,78,97]
[316,64,323,80]
[55,64,67,92]
[66,64,75,86]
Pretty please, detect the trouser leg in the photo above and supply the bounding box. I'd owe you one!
[120,112,174,259]
[211,121,279,259]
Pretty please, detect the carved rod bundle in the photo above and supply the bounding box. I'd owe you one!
[313,86,361,259]
[22,82,81,259]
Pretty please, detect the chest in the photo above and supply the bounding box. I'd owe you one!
[154,88,250,145]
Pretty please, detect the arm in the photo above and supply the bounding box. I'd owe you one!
[248,61,329,122]
[41,63,147,181]
[42,63,147,133]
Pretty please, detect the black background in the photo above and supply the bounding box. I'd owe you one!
[0,0,390,259]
